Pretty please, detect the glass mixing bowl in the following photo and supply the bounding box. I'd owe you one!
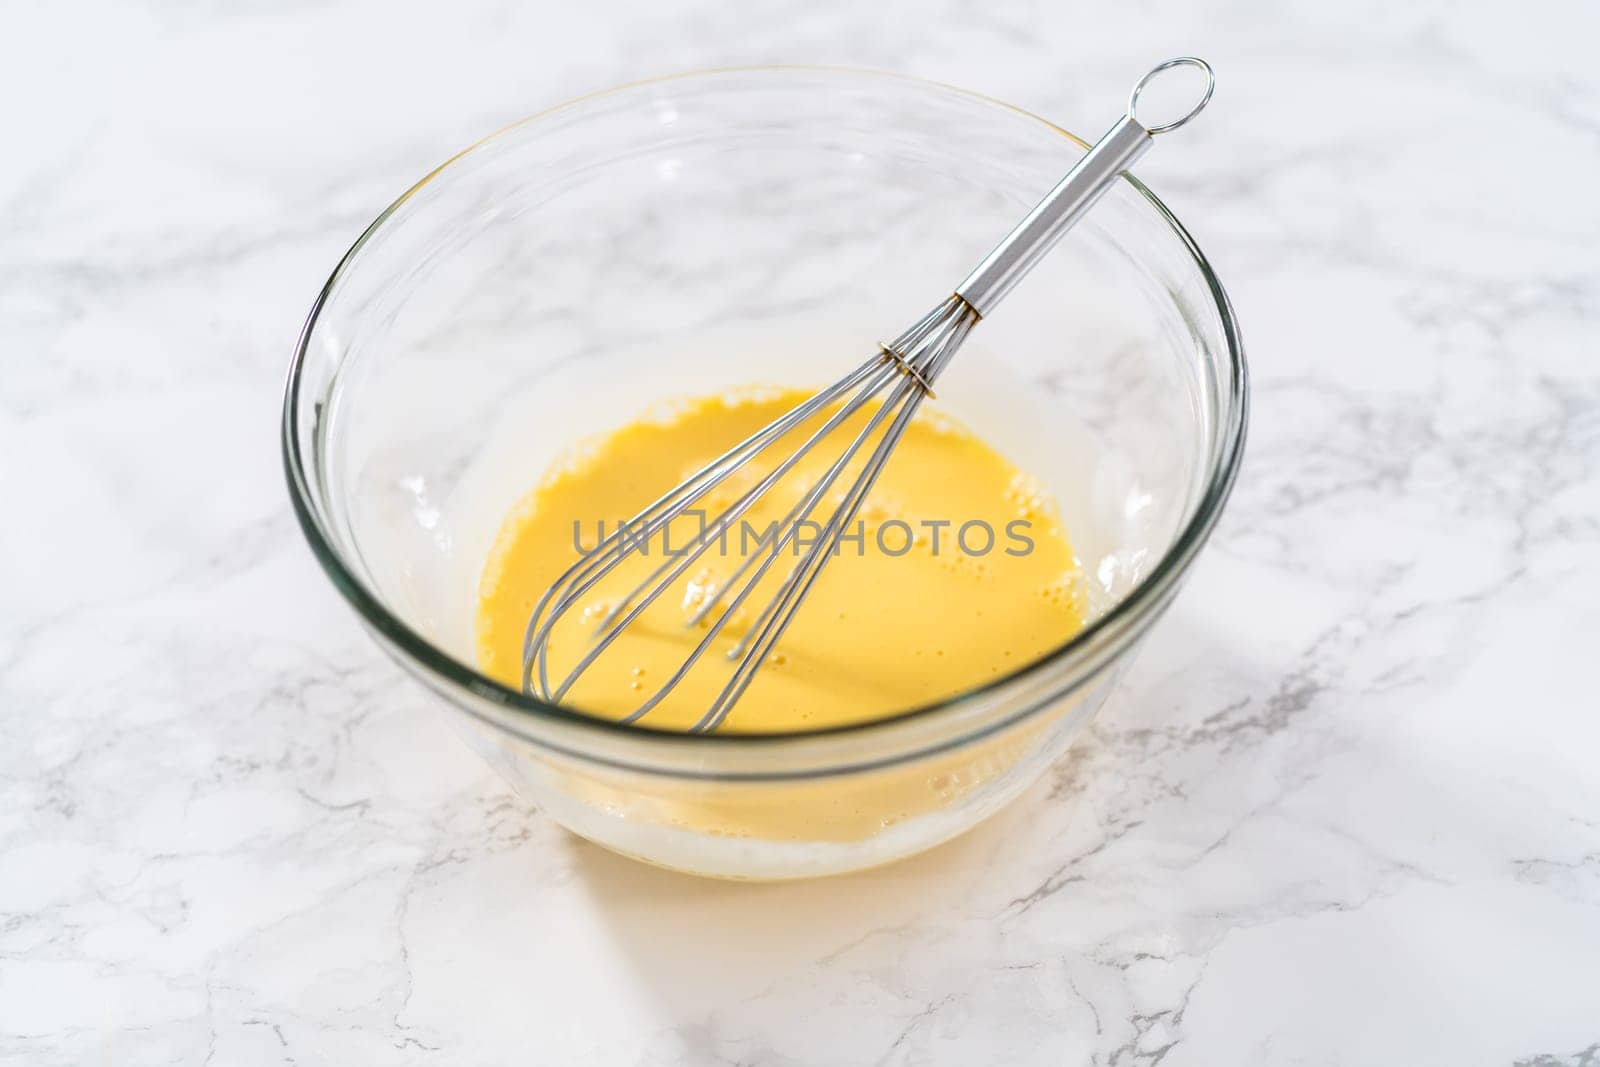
[282,68,1246,879]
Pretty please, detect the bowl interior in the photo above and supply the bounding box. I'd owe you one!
[292,69,1233,713]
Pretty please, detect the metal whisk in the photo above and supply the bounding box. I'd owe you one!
[523,58,1215,731]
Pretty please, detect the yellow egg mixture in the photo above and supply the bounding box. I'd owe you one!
[476,388,1085,732]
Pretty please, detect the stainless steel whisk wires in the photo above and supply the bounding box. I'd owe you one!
[523,58,1215,731]
[522,296,978,730]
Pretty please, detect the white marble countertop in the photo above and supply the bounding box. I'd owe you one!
[5,0,1599,1062]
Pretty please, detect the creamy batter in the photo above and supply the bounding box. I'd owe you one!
[476,388,1084,732]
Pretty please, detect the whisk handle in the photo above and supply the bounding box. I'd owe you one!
[954,57,1213,318]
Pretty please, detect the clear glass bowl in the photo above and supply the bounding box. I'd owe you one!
[282,68,1246,879]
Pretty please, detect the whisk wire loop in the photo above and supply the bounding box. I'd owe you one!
[520,60,1212,728]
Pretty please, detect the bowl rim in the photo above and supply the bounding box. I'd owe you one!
[281,64,1248,749]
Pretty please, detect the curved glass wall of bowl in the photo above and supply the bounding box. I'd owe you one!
[283,68,1245,877]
